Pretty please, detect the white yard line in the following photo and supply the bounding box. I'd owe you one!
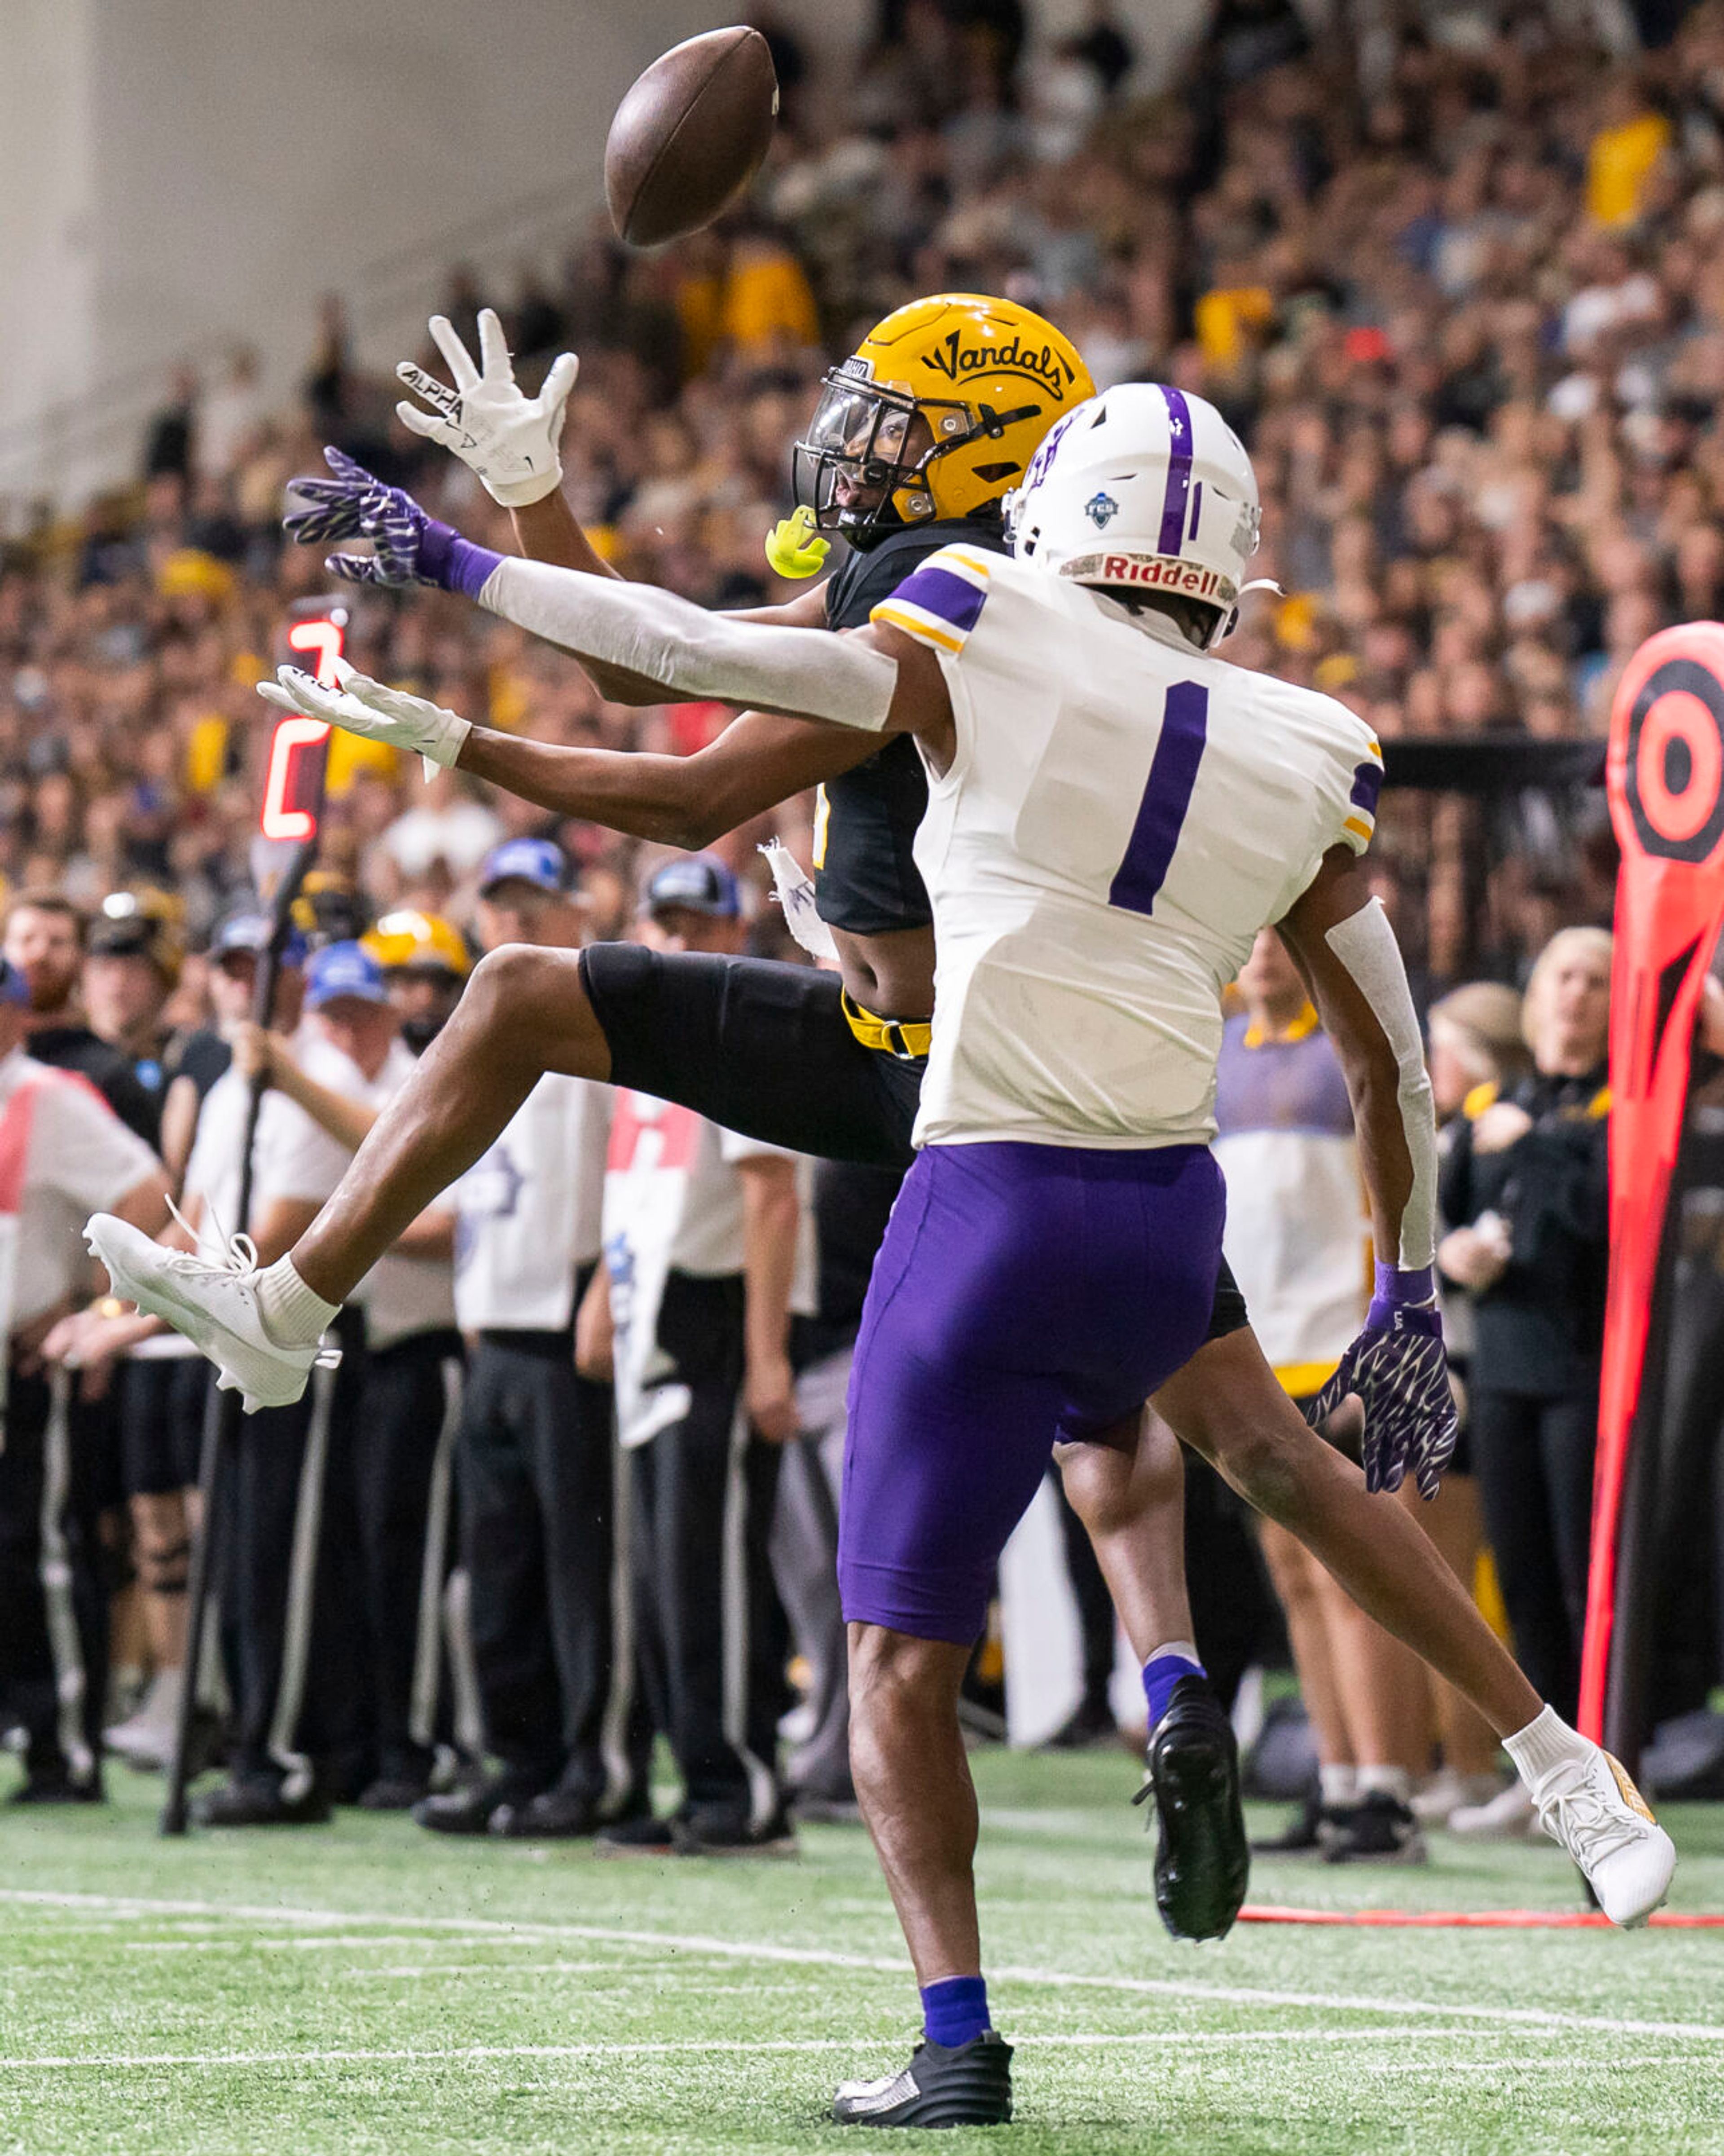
[4,1887,1723,2046]
[0,2029,1592,2073]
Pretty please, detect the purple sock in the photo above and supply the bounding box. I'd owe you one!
[1143,1648,1206,1727]
[920,1974,990,2049]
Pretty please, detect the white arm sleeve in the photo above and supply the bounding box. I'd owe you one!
[1323,899,1437,1272]
[478,556,898,732]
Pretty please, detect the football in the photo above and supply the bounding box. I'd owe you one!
[604,26,779,249]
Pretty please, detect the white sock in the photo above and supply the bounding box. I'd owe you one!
[1355,1764,1412,1803]
[1503,1704,1589,1786]
[1319,1764,1358,1808]
[254,1256,341,1348]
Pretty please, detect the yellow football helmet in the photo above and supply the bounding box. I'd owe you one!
[362,909,472,979]
[88,888,186,986]
[794,293,1094,542]
[290,869,369,948]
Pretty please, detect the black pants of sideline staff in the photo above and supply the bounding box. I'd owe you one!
[0,1371,109,1789]
[1469,1386,1597,1721]
[460,1318,618,1804]
[357,1328,464,1785]
[216,1307,369,1797]
[629,1269,788,1826]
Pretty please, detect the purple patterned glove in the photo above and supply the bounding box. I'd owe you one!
[281,447,499,595]
[1305,1264,1458,1500]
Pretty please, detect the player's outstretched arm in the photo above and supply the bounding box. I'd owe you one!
[287,419,828,706]
[260,665,885,850]
[282,452,944,732]
[1276,846,1456,1499]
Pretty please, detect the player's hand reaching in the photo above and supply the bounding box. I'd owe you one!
[283,446,457,586]
[396,309,577,509]
[1306,1265,1459,1500]
[258,655,471,774]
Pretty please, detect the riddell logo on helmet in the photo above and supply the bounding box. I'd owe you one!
[926,331,1076,398]
[1065,552,1230,600]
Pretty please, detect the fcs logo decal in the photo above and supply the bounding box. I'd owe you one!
[925,330,1077,399]
[1085,491,1119,529]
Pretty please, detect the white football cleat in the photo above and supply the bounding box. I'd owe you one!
[85,1213,336,1415]
[1525,1743,1675,1928]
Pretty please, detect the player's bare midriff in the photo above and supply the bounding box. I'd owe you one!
[828,920,936,1023]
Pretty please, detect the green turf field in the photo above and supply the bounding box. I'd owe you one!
[3,1756,1722,2155]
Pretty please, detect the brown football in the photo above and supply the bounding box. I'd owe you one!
[604,26,779,249]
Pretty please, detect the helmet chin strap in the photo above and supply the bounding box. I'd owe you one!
[1213,578,1283,648]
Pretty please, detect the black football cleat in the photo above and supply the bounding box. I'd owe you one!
[193,1773,330,1827]
[1135,1675,1249,1940]
[833,2032,1012,2128]
[1321,1790,1427,1866]
[1249,1792,1330,1854]
[491,1785,605,1839]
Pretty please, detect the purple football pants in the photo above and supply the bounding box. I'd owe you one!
[838,1139,1224,1645]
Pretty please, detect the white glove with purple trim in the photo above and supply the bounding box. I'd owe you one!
[396,309,578,510]
[1306,1264,1458,1500]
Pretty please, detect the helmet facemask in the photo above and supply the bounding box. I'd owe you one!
[793,371,1023,543]
[793,377,944,542]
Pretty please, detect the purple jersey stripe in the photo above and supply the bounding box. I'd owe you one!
[1157,386,1194,557]
[1350,759,1383,815]
[1109,680,1209,916]
[891,563,989,636]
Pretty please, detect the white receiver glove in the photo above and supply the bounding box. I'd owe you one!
[396,309,577,509]
[257,656,471,780]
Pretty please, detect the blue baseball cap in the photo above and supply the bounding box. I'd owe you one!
[478,837,567,896]
[211,909,309,969]
[305,939,389,1011]
[646,853,740,920]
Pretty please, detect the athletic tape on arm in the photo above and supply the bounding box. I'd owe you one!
[479,557,897,732]
[1324,899,1436,1271]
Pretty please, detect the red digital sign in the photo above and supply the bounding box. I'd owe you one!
[259,612,344,841]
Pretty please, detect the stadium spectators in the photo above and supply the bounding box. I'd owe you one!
[10,4,1723,988]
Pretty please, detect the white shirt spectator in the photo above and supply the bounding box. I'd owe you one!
[0,1049,159,1328]
[183,1028,351,1241]
[378,794,502,884]
[453,1073,611,1333]
[601,1093,814,1447]
[299,1034,457,1349]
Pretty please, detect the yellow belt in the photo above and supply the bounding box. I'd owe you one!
[841,991,932,1063]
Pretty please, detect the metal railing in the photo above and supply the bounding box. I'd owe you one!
[0,168,597,504]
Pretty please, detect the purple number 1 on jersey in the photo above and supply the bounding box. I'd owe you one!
[1108,681,1209,917]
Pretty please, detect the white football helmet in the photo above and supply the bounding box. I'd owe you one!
[1004,384,1262,648]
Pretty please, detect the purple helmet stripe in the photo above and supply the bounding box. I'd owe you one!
[1157,386,1194,556]
[1188,479,1203,542]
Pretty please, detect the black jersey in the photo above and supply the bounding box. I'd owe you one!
[816,516,1010,937]
[27,1024,162,1151]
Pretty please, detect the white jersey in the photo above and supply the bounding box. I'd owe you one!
[872,545,1382,1149]
[453,1073,611,1333]
[602,1093,815,1450]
